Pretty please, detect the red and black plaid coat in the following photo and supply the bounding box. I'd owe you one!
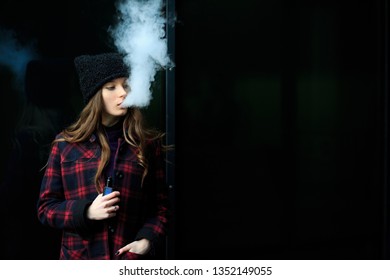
[37,133,169,260]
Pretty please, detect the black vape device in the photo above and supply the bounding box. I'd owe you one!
[103,176,113,196]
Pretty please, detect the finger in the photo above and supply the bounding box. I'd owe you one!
[115,244,132,256]
[103,191,120,199]
[102,198,120,208]
[107,205,119,213]
[110,197,121,205]
[104,198,120,208]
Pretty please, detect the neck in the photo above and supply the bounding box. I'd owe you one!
[102,114,121,127]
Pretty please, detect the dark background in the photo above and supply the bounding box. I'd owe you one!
[0,0,388,260]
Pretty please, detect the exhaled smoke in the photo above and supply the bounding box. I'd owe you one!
[110,0,174,108]
[0,28,39,88]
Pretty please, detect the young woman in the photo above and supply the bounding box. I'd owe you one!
[37,52,169,260]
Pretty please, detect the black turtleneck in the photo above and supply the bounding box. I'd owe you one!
[103,119,123,179]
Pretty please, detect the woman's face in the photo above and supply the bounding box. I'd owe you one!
[101,77,129,126]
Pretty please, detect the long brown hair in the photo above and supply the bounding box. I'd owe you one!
[53,90,165,193]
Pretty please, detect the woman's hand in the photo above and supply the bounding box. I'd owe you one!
[86,191,120,220]
[115,239,151,256]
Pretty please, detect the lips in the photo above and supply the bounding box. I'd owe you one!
[118,101,127,109]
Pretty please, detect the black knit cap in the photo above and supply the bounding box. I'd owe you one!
[74,52,130,104]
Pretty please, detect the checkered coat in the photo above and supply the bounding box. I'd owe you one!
[37,133,169,259]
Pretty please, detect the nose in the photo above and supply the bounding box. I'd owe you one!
[119,85,127,97]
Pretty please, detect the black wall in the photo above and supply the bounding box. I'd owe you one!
[174,0,387,259]
[0,0,388,260]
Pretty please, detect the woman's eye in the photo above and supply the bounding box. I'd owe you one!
[106,86,115,90]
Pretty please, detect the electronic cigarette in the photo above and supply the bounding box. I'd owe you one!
[103,176,113,196]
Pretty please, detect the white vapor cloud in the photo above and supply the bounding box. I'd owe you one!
[110,0,174,108]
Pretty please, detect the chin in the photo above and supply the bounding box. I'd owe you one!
[118,108,128,116]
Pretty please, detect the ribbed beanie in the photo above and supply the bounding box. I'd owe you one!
[74,53,130,104]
